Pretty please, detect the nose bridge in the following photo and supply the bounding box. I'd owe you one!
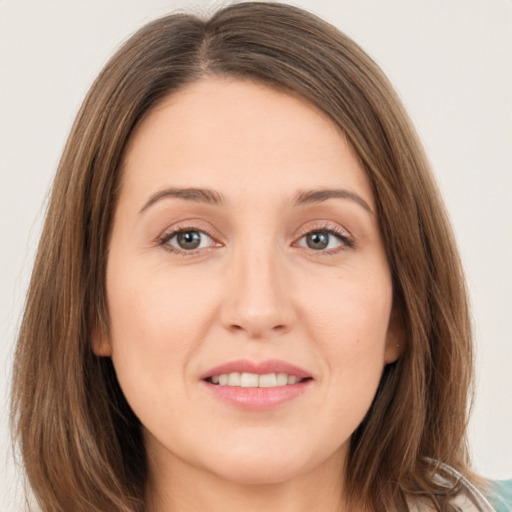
[222,236,292,337]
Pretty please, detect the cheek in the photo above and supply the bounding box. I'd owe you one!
[300,269,393,352]
[107,261,218,347]
[298,267,393,410]
[105,262,220,406]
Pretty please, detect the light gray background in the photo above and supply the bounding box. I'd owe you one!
[1,1,511,509]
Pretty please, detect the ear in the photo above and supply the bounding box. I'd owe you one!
[91,325,112,357]
[384,305,405,364]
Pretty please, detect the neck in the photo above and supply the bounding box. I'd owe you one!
[145,444,359,512]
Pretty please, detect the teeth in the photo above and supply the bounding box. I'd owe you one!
[259,373,277,387]
[241,372,259,387]
[276,373,288,386]
[227,372,241,386]
[210,372,305,387]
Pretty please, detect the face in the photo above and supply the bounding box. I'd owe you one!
[96,77,401,487]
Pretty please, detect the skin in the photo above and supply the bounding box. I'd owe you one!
[95,77,402,512]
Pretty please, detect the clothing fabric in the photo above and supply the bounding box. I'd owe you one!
[406,463,509,511]
[487,479,512,512]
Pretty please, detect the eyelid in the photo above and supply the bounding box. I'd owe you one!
[157,221,222,254]
[293,222,355,252]
[155,220,354,256]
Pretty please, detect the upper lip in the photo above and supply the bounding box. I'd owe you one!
[200,359,312,380]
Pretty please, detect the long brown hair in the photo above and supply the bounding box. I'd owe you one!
[11,3,474,511]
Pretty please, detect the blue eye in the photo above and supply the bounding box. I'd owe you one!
[297,229,348,251]
[164,230,214,251]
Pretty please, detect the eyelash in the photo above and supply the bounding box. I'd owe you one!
[295,225,355,254]
[157,223,354,256]
[158,224,218,256]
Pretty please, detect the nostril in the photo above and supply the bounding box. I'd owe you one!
[228,322,288,337]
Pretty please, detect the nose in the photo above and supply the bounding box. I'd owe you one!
[220,247,295,339]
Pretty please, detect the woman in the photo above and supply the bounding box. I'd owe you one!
[10,2,509,511]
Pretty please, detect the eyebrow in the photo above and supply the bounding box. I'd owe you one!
[139,186,373,215]
[294,189,373,214]
[139,187,224,214]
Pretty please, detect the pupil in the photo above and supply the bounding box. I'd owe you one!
[177,231,201,249]
[307,231,329,250]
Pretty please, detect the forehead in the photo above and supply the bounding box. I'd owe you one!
[119,77,374,210]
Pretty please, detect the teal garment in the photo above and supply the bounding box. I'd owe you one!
[487,480,512,512]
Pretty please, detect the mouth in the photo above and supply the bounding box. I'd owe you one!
[200,359,313,409]
[205,372,312,387]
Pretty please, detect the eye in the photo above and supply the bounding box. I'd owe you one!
[296,228,352,252]
[162,229,215,252]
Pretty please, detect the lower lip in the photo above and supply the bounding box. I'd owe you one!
[201,380,312,410]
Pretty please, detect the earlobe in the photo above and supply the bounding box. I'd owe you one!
[384,306,405,364]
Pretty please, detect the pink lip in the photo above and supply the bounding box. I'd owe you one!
[200,359,312,380]
[200,359,313,411]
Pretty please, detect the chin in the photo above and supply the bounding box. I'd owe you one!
[211,457,308,486]
[198,437,332,486]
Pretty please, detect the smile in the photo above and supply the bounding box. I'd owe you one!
[207,372,309,387]
[201,359,313,410]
